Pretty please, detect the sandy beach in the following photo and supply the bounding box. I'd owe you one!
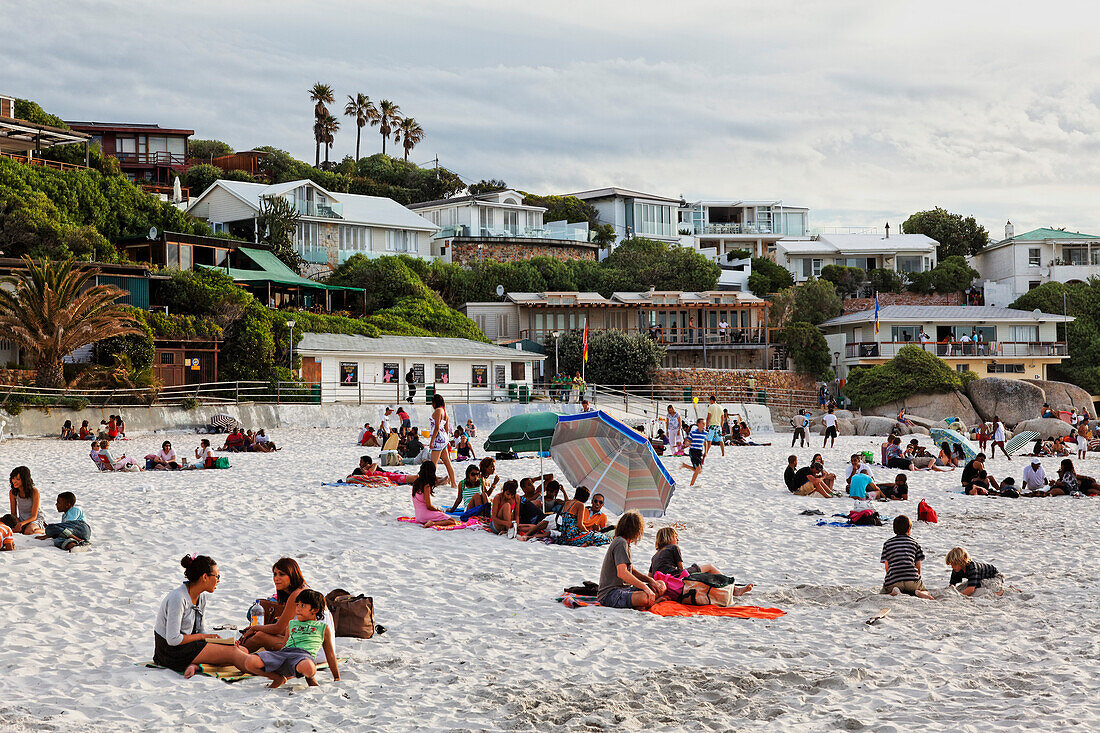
[1,428,1097,732]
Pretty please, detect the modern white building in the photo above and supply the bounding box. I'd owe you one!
[564,187,682,249]
[971,223,1100,307]
[776,232,938,283]
[819,305,1070,382]
[678,199,810,261]
[295,333,545,404]
[187,179,438,275]
[407,188,595,264]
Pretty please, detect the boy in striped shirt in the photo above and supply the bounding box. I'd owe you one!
[880,515,934,599]
[680,418,709,487]
[946,547,1004,597]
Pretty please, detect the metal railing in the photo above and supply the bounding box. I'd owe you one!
[845,341,1067,360]
[116,151,188,167]
[581,383,819,420]
[522,326,778,347]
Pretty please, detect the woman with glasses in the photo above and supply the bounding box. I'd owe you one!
[154,554,247,678]
[147,441,180,470]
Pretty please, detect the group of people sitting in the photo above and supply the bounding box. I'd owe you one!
[60,415,126,441]
[218,428,277,453]
[91,438,226,471]
[961,453,1100,497]
[783,453,911,500]
[2,466,92,552]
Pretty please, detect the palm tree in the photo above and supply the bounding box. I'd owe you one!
[308,82,335,166]
[395,117,424,162]
[318,112,340,166]
[373,100,402,156]
[0,258,142,388]
[344,93,379,161]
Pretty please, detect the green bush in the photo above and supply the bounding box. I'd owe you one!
[179,396,199,411]
[550,330,664,386]
[3,402,22,415]
[95,308,155,372]
[747,257,794,297]
[781,322,834,380]
[867,268,905,293]
[820,265,866,297]
[906,256,979,294]
[845,345,966,408]
[62,396,90,411]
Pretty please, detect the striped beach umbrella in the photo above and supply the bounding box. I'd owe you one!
[930,427,978,462]
[550,411,675,518]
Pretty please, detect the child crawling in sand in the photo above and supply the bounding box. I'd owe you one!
[649,528,752,597]
[946,547,1005,597]
[238,589,339,688]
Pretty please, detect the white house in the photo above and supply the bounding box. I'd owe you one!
[564,187,682,250]
[295,333,545,404]
[678,199,811,261]
[818,305,1070,383]
[776,232,938,283]
[971,223,1100,306]
[187,179,438,276]
[407,188,596,265]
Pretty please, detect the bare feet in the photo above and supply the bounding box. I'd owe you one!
[268,674,288,689]
[733,584,753,596]
[889,587,901,596]
[184,664,200,679]
[305,676,318,687]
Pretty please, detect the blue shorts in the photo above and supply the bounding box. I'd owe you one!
[707,427,721,443]
[257,647,314,677]
[599,587,637,609]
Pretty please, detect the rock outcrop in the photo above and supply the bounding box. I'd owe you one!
[1013,417,1078,440]
[862,391,980,426]
[965,378,1046,426]
[1024,379,1096,418]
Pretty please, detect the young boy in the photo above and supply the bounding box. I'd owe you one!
[680,418,708,487]
[880,515,933,599]
[0,514,16,551]
[35,492,91,552]
[239,589,340,688]
[945,547,1004,597]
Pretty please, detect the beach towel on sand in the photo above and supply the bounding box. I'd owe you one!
[555,593,785,619]
[144,658,344,683]
[397,516,486,531]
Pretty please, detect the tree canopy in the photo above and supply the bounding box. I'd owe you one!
[550,330,664,386]
[769,278,843,327]
[747,256,794,297]
[902,207,988,259]
[819,264,865,297]
[187,139,233,160]
[906,255,979,294]
[845,345,977,409]
[1010,280,1100,393]
[781,321,833,380]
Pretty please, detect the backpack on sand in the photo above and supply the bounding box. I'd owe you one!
[917,499,938,523]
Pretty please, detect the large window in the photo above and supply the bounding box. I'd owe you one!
[339,225,370,253]
[891,326,920,342]
[1011,325,1039,342]
[479,207,495,234]
[385,230,416,253]
[502,210,518,235]
[633,203,673,237]
[896,255,923,273]
[802,258,822,278]
[987,363,1024,373]
[1064,247,1087,265]
[1028,248,1041,267]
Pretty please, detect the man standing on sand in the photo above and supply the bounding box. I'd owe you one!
[380,406,393,442]
[666,405,682,455]
[822,406,838,448]
[705,395,725,458]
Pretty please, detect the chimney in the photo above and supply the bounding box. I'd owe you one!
[884,222,890,239]
[1005,220,1014,239]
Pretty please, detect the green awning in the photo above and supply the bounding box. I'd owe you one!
[210,247,361,292]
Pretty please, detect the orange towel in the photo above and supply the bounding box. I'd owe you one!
[647,600,785,619]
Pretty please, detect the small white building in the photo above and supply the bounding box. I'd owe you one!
[776,232,938,283]
[295,333,545,404]
[971,223,1100,306]
[564,187,682,250]
[187,179,438,276]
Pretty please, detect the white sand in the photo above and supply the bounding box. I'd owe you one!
[0,430,1096,732]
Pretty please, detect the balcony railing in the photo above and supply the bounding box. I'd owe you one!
[434,224,591,243]
[521,326,780,347]
[292,200,343,219]
[845,341,1067,360]
[116,151,189,167]
[139,182,190,202]
[0,151,91,172]
[697,223,774,235]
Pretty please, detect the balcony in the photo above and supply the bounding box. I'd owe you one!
[434,224,590,243]
[116,151,189,168]
[845,341,1067,360]
[696,223,774,236]
[521,326,781,348]
[292,199,343,219]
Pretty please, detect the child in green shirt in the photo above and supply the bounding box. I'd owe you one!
[239,589,339,688]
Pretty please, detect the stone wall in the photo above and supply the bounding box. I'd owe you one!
[450,238,597,266]
[654,368,816,395]
[0,369,34,384]
[842,291,963,315]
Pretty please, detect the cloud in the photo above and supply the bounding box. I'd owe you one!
[5,0,1100,234]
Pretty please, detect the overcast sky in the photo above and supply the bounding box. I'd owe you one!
[8,0,1100,236]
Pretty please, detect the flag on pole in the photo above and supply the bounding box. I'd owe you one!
[874,296,880,336]
[582,319,589,362]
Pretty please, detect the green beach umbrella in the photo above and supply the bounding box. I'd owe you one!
[483,412,560,454]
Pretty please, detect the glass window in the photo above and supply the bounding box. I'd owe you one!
[118,137,136,154]
[1028,248,1041,267]
[511,361,525,380]
[891,326,920,342]
[167,137,185,155]
[897,255,923,273]
[166,242,179,269]
[479,207,495,234]
[1064,247,1087,265]
[147,136,168,153]
[1011,325,1038,342]
[503,210,518,235]
[179,245,192,271]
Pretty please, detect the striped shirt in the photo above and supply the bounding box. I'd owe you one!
[688,427,707,451]
[949,560,1000,589]
[880,535,925,586]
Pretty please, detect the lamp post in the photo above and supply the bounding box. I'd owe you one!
[552,331,561,373]
[287,319,296,371]
[833,351,841,397]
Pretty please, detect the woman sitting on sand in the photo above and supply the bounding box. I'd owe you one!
[490,480,521,535]
[238,557,311,652]
[554,487,611,547]
[254,429,277,452]
[455,434,476,462]
[1046,459,1100,496]
[77,420,93,440]
[411,462,458,528]
[60,420,75,440]
[935,441,960,468]
[8,466,44,535]
[154,554,248,678]
[148,440,180,470]
[449,463,490,512]
[98,439,142,471]
[193,439,215,469]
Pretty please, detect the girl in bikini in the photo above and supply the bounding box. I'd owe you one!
[429,393,457,489]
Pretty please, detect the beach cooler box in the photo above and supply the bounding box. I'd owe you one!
[425,385,435,404]
[508,383,519,401]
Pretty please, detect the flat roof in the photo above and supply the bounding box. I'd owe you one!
[820,305,1071,327]
[65,121,194,136]
[563,187,681,204]
[297,333,546,360]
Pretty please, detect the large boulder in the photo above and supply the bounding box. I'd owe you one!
[965,378,1046,427]
[811,417,857,435]
[862,390,980,426]
[855,416,904,436]
[1013,417,1077,440]
[1024,379,1096,419]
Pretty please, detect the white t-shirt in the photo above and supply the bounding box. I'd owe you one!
[993,422,1006,442]
[960,335,971,343]
[198,446,214,462]
[845,462,873,481]
[822,414,838,429]
[718,320,728,331]
[380,413,392,435]
[357,427,369,442]
[156,448,176,463]
[1022,464,1046,489]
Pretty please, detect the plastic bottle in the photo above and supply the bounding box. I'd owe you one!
[247,600,264,626]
